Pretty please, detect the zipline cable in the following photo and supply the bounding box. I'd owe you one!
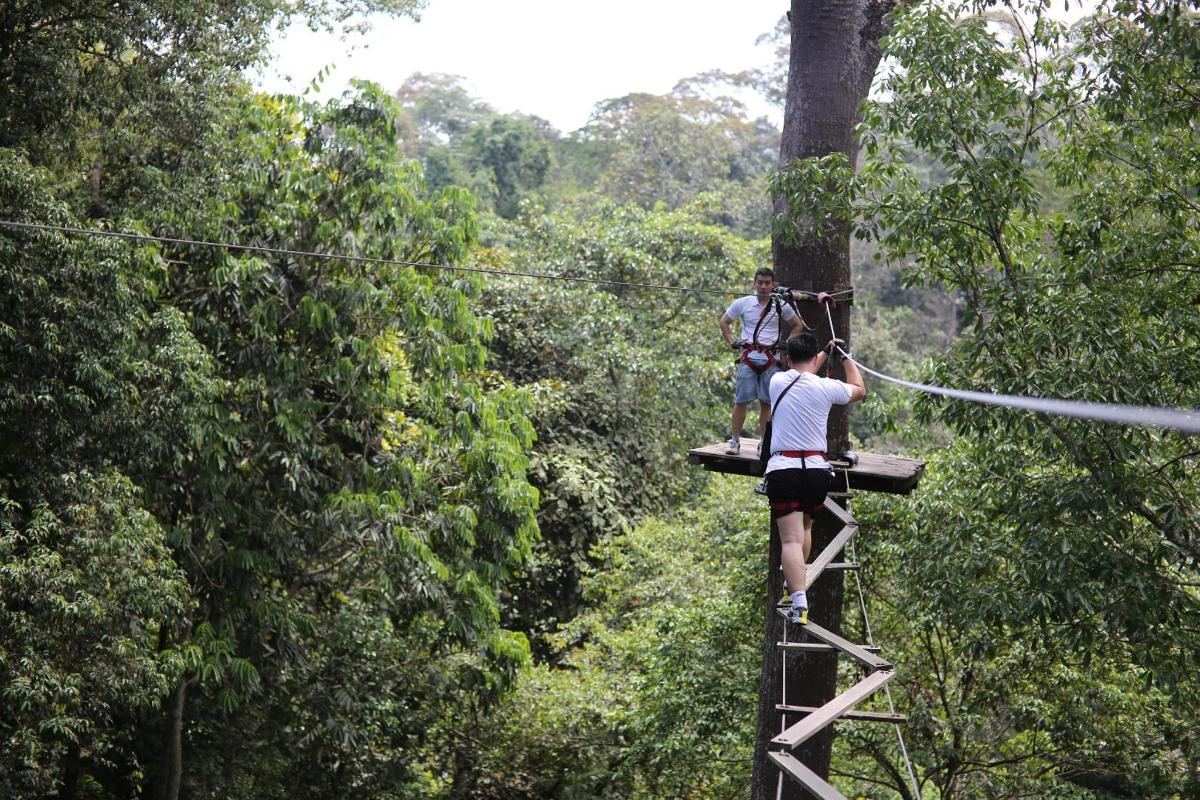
[813,297,1200,436]
[0,218,831,301]
[0,219,738,296]
[844,353,1200,436]
[9,217,1199,435]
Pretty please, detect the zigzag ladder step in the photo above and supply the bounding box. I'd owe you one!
[775,641,881,654]
[768,751,849,800]
[771,669,896,749]
[774,703,907,724]
[769,495,902,798]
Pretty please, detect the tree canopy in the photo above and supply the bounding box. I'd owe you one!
[3,1,1200,798]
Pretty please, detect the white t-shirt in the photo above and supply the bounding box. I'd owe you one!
[726,295,796,346]
[764,369,854,473]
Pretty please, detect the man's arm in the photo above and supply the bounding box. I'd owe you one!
[720,313,739,349]
[786,313,806,338]
[821,339,866,402]
[842,357,867,402]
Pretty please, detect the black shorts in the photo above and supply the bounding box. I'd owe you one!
[766,467,834,520]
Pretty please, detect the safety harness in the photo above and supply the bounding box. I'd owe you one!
[765,374,829,515]
[739,294,803,374]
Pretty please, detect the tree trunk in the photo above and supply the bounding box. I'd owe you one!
[159,677,191,800]
[751,2,897,797]
[61,741,82,800]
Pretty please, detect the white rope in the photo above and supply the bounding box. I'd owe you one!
[15,214,1196,435]
[778,608,789,800]
[842,348,1200,436]
[848,536,922,799]
[813,294,1200,436]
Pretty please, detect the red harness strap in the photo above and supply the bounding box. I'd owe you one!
[777,450,826,459]
[739,342,777,374]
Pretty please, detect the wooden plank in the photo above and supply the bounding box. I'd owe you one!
[687,437,766,476]
[822,496,856,527]
[771,670,895,749]
[776,641,881,654]
[806,523,857,589]
[803,621,892,671]
[767,751,847,800]
[826,561,860,571]
[776,703,907,723]
[687,444,925,495]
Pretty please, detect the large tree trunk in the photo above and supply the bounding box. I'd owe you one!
[751,2,896,797]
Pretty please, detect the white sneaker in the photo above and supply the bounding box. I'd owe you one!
[725,437,740,455]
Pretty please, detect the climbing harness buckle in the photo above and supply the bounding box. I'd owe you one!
[740,342,778,374]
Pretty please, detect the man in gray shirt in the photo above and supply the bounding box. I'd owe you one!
[718,268,805,455]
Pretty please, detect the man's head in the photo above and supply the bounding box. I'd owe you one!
[753,267,775,299]
[786,332,822,365]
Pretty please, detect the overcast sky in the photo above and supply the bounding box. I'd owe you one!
[254,0,786,133]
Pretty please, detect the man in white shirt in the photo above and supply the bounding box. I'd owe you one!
[718,268,805,455]
[764,332,866,624]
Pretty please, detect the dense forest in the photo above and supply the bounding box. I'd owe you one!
[1,1,1198,798]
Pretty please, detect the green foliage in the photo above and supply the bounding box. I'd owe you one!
[1,62,542,796]
[863,0,1200,674]
[395,74,780,236]
[463,116,557,219]
[132,84,541,797]
[18,1,1200,797]
[579,92,776,215]
[479,203,757,642]
[396,74,559,220]
[0,0,423,220]
[849,454,1200,798]
[0,472,191,798]
[463,477,765,799]
[0,151,220,487]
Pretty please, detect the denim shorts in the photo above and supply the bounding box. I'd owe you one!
[734,361,780,404]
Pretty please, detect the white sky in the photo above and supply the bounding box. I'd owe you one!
[255,0,786,133]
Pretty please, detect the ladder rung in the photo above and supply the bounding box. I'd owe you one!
[767,751,846,800]
[802,620,892,671]
[777,641,881,654]
[772,670,895,748]
[775,703,907,724]
[826,561,860,571]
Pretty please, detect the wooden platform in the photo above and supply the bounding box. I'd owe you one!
[687,438,925,495]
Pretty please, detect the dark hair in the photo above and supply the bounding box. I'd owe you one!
[786,332,821,363]
[754,267,775,280]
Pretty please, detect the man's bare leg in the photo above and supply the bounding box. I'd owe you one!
[779,510,811,622]
[758,399,771,439]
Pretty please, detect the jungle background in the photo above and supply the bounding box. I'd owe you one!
[1,1,1198,797]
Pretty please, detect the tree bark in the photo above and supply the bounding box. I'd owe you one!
[159,677,192,800]
[751,2,897,797]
